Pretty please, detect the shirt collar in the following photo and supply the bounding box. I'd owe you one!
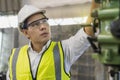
[28,40,51,53]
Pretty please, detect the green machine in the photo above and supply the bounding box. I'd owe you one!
[88,0,120,80]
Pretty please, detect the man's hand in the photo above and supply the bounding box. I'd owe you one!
[84,0,100,37]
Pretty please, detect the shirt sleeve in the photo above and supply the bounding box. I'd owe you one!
[61,28,90,73]
[6,69,10,80]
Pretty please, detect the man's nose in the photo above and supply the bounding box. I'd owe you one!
[39,24,47,30]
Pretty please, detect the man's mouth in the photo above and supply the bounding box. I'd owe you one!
[41,32,49,36]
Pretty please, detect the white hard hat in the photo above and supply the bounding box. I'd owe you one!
[18,4,45,25]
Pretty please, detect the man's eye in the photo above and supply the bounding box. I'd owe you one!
[42,19,47,23]
[34,22,40,26]
[31,22,40,26]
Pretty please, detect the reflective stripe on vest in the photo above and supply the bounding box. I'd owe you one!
[53,43,61,80]
[12,48,20,80]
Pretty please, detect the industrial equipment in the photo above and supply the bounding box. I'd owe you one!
[87,0,120,80]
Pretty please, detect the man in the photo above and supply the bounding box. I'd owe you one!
[7,0,99,80]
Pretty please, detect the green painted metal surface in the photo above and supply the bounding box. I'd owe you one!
[92,0,120,66]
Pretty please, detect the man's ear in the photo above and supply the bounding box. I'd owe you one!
[21,29,30,39]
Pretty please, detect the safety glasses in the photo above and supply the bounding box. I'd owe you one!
[27,18,49,28]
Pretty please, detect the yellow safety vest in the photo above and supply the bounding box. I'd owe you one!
[9,41,70,80]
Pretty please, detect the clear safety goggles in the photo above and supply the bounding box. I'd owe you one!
[27,18,49,28]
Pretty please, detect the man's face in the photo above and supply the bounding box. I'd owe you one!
[22,13,51,44]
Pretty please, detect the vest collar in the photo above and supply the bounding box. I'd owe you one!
[28,40,51,53]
